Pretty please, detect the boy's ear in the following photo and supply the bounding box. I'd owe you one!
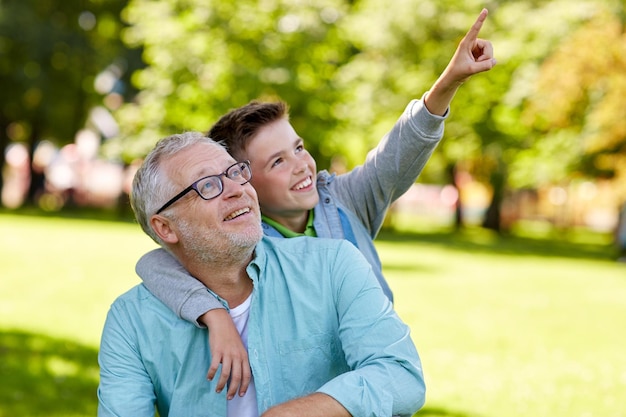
[150,215,179,244]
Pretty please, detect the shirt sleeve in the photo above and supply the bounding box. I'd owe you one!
[316,241,426,416]
[97,302,157,417]
[332,95,447,238]
[136,248,226,327]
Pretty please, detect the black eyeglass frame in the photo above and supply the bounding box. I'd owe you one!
[155,160,252,215]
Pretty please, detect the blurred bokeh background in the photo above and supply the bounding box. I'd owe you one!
[1,0,625,239]
[1,0,626,416]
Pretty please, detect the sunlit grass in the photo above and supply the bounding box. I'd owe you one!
[376,228,626,417]
[1,212,624,417]
[0,213,157,346]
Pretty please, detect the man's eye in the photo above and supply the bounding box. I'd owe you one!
[200,179,218,194]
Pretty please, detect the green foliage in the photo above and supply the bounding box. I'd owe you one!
[0,0,136,143]
[109,0,523,169]
[110,0,357,165]
[449,0,603,183]
[522,3,626,193]
[2,0,625,220]
[108,0,621,194]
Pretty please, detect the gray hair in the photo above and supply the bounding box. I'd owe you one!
[130,131,225,244]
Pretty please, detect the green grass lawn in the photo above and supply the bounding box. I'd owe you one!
[1,212,625,417]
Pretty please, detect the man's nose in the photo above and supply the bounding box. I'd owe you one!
[222,176,246,197]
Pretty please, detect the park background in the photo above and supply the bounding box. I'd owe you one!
[1,0,625,416]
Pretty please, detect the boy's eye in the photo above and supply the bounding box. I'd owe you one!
[295,145,304,153]
[271,158,283,168]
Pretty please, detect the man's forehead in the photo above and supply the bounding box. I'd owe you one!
[169,142,234,182]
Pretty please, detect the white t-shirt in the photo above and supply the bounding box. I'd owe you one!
[227,293,258,417]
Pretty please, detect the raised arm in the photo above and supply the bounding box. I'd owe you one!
[331,9,496,237]
[424,8,496,115]
[137,248,251,399]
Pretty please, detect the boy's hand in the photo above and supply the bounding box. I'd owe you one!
[200,309,251,399]
[425,8,496,115]
[445,8,496,84]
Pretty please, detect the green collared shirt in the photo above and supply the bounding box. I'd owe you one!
[261,211,317,238]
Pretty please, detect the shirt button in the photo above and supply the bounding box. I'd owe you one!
[325,198,330,203]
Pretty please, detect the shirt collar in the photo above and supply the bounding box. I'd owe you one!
[261,211,317,238]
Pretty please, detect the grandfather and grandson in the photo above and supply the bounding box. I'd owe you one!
[134,8,495,401]
[98,8,496,416]
[97,132,425,416]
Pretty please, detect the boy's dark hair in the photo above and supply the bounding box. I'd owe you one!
[207,100,289,160]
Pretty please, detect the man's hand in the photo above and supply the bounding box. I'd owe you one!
[200,309,251,400]
[425,8,496,115]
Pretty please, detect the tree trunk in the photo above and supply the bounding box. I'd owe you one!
[447,163,463,230]
[482,166,506,233]
[25,124,44,206]
[0,119,9,207]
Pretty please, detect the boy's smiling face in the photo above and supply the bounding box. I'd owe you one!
[243,118,318,232]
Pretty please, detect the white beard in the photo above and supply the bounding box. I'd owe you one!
[176,217,263,266]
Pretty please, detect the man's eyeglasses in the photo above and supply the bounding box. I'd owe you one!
[155,160,252,215]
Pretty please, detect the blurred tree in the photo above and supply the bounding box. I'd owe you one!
[105,0,356,166]
[521,4,626,198]
[107,0,621,231]
[0,0,140,206]
[466,0,602,231]
[316,0,605,231]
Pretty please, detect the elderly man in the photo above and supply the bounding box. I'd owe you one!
[97,132,425,417]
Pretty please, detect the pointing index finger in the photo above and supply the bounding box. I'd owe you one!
[465,8,488,42]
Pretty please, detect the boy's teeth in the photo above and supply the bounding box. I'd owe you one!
[293,177,312,190]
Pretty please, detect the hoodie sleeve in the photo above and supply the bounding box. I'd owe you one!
[136,248,225,327]
[332,95,446,238]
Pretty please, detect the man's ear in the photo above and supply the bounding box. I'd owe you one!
[150,215,179,244]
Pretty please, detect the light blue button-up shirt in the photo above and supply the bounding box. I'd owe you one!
[98,236,425,417]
